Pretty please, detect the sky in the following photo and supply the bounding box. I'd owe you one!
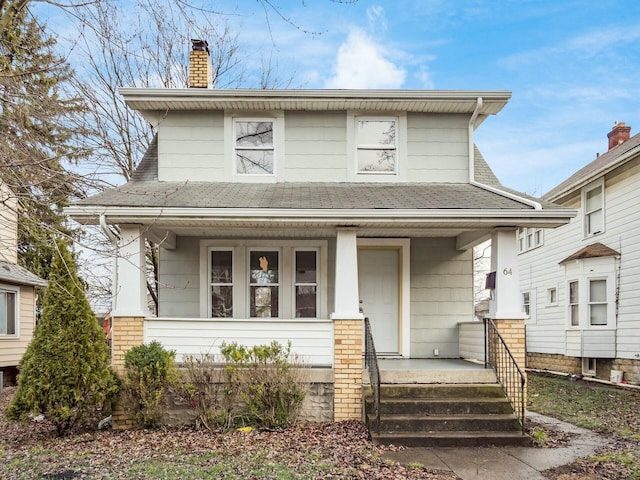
[37,0,640,196]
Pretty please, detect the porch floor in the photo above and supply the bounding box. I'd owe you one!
[370,358,497,384]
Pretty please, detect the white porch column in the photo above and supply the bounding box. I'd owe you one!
[113,224,148,318]
[332,228,363,320]
[489,229,526,320]
[332,228,364,422]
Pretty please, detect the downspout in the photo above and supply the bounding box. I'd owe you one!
[100,214,119,364]
[468,97,542,210]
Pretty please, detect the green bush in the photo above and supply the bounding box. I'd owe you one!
[123,341,177,428]
[221,341,308,430]
[6,240,119,436]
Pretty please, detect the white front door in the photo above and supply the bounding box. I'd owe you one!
[358,248,399,354]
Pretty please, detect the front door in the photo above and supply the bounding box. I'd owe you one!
[358,248,399,354]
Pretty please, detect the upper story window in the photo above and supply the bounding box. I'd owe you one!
[235,119,275,175]
[518,227,543,253]
[0,286,18,336]
[582,179,604,237]
[356,117,397,174]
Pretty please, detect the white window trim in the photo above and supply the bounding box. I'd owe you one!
[522,289,536,323]
[346,111,407,182]
[292,248,320,319]
[546,284,558,307]
[200,240,327,319]
[224,112,284,182]
[564,257,616,330]
[0,284,20,337]
[582,178,605,238]
[517,227,544,253]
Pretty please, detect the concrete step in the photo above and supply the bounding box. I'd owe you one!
[375,383,505,399]
[368,397,514,415]
[370,413,522,432]
[371,431,533,447]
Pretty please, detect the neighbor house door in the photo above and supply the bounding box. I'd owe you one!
[358,248,399,354]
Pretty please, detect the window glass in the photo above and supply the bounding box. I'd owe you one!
[517,227,543,253]
[585,185,603,235]
[547,287,557,305]
[249,251,279,318]
[357,119,396,173]
[236,121,274,175]
[522,292,530,316]
[295,251,317,318]
[589,279,607,325]
[211,251,233,317]
[0,290,16,335]
[569,281,579,326]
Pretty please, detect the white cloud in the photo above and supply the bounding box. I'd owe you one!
[416,66,435,89]
[367,5,387,32]
[324,28,406,89]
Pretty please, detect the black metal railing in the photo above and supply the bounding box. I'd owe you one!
[364,317,381,433]
[484,318,526,434]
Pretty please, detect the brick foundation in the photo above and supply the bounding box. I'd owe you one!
[333,318,363,421]
[493,318,527,417]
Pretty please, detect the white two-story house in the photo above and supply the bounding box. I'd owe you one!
[66,42,573,425]
[0,181,47,387]
[520,122,640,384]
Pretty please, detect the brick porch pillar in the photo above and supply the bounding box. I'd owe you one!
[332,228,364,421]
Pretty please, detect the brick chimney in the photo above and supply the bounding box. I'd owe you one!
[189,39,211,88]
[607,122,631,150]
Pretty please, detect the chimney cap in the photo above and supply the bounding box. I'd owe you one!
[191,39,209,53]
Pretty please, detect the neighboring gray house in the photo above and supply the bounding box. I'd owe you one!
[520,122,640,384]
[66,42,573,427]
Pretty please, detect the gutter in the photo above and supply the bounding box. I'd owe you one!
[467,97,542,211]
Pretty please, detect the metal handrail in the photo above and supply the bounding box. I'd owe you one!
[363,317,381,433]
[484,318,526,434]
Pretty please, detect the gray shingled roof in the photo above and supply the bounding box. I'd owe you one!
[77,140,562,212]
[0,261,47,287]
[544,132,640,201]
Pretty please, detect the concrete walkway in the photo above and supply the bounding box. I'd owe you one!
[382,411,610,480]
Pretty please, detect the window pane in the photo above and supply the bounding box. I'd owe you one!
[296,251,316,283]
[211,286,233,318]
[570,305,579,326]
[250,286,278,318]
[235,121,273,147]
[357,149,396,172]
[357,120,396,145]
[211,251,232,283]
[250,251,279,284]
[590,304,607,325]
[589,280,606,302]
[587,209,603,234]
[569,281,578,303]
[296,286,316,318]
[586,187,602,212]
[236,150,274,174]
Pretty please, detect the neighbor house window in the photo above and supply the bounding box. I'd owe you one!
[249,250,279,318]
[0,287,18,336]
[569,281,579,326]
[294,250,318,318]
[522,292,530,316]
[588,279,607,326]
[356,118,397,173]
[583,180,604,236]
[517,227,543,253]
[235,119,274,175]
[210,250,233,317]
[546,286,558,306]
